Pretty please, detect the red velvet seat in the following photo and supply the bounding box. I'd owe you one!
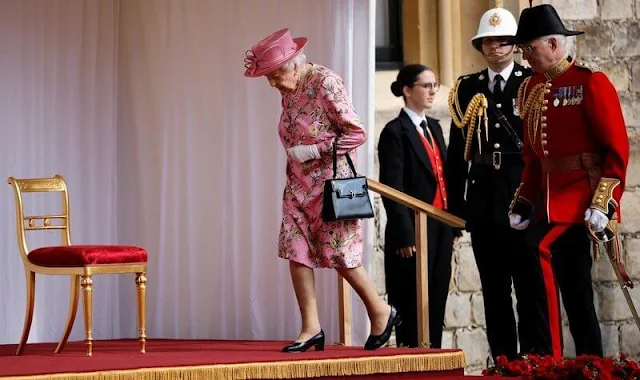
[28,245,148,267]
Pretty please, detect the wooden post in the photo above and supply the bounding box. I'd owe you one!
[437,0,454,86]
[414,210,430,347]
[402,0,439,73]
[338,276,352,345]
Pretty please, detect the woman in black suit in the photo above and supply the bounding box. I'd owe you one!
[378,64,453,348]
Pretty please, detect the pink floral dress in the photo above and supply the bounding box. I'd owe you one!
[277,64,367,269]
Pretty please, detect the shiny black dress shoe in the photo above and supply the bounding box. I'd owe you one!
[364,306,401,350]
[282,330,325,353]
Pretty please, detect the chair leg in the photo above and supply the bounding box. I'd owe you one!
[56,275,80,353]
[16,271,36,356]
[136,272,147,353]
[81,275,93,357]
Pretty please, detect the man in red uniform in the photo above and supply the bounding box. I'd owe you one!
[507,4,629,359]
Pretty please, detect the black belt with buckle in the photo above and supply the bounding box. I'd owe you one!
[473,152,522,170]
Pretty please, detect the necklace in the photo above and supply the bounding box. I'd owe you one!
[289,65,312,103]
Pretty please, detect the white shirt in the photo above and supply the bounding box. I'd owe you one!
[403,107,427,137]
[488,61,514,93]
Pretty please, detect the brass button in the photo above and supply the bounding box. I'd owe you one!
[542,106,548,111]
[495,123,501,128]
[545,89,551,94]
[541,123,547,128]
[494,143,501,149]
[496,103,502,109]
[542,133,547,138]
[544,151,549,157]
[542,140,547,146]
[543,99,549,104]
[542,116,547,122]
[546,82,552,88]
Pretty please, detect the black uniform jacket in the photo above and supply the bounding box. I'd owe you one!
[446,63,532,230]
[378,110,447,249]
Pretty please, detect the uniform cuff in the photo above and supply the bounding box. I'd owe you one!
[591,178,620,219]
[509,183,533,219]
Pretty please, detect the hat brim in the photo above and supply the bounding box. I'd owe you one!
[244,37,307,78]
[471,33,516,51]
[501,30,583,46]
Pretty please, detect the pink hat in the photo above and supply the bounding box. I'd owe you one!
[244,28,307,77]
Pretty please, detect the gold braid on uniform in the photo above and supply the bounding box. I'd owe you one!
[516,78,545,154]
[448,78,488,161]
[515,77,531,118]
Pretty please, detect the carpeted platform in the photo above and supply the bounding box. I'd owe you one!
[0,339,466,379]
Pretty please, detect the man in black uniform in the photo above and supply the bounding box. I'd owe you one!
[446,1,551,361]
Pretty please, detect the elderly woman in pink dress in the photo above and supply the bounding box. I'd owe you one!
[244,28,400,352]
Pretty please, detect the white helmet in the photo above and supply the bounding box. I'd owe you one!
[471,5,518,51]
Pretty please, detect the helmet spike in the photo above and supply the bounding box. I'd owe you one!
[495,0,504,7]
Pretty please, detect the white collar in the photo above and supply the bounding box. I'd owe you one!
[403,107,426,129]
[488,61,515,83]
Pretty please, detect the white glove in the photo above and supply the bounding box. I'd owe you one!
[509,213,530,230]
[584,208,608,233]
[288,144,320,163]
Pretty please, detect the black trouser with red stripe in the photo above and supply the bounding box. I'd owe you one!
[471,223,552,360]
[526,218,603,358]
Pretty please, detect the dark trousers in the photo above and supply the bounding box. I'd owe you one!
[471,223,552,360]
[384,219,453,348]
[526,219,603,357]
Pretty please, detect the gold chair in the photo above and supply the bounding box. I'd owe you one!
[7,175,148,356]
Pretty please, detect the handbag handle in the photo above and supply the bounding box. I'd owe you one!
[332,140,358,178]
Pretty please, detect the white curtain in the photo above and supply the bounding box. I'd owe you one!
[0,0,375,346]
[0,0,122,344]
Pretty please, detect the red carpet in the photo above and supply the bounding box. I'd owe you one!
[0,339,466,379]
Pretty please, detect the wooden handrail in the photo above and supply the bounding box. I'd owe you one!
[338,177,466,348]
[366,179,465,228]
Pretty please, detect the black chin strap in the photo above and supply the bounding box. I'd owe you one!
[481,45,515,62]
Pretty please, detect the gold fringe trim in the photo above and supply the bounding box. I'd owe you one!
[2,351,466,380]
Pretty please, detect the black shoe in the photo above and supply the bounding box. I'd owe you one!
[282,330,325,353]
[364,306,401,350]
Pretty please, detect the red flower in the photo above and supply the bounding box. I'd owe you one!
[482,354,640,379]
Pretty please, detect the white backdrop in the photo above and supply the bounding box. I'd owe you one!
[0,0,375,346]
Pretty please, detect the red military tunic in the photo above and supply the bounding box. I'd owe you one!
[511,55,629,223]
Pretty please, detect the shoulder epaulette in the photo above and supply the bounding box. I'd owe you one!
[575,60,599,72]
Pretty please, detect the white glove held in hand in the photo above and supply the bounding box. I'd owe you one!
[288,144,320,163]
[509,213,530,230]
[584,208,608,233]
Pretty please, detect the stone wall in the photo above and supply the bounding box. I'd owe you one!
[372,0,640,374]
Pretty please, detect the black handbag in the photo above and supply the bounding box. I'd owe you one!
[322,142,374,222]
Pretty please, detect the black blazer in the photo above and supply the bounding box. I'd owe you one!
[446,63,532,230]
[378,110,447,249]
